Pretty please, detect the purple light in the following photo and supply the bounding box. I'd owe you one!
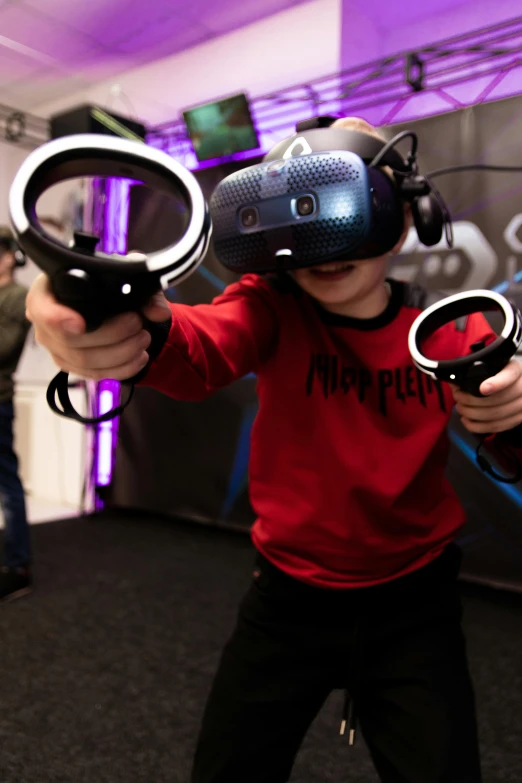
[147,136,265,171]
[104,177,132,254]
[93,177,131,501]
[190,146,264,171]
[96,383,119,486]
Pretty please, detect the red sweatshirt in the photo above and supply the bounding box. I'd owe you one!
[142,274,496,589]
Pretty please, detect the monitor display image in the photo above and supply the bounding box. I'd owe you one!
[183,93,260,163]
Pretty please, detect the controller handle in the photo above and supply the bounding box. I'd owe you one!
[50,232,161,332]
[455,341,507,397]
[456,341,522,484]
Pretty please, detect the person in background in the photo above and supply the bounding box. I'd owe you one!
[0,226,32,601]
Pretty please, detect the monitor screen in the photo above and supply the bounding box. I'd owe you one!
[183,93,259,163]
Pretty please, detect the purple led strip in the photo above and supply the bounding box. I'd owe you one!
[93,177,131,505]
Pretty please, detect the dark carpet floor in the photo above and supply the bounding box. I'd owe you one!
[1,511,521,783]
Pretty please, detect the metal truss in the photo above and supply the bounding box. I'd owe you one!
[0,102,48,149]
[148,16,522,160]
[3,17,521,156]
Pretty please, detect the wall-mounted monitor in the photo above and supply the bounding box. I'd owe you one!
[183,92,259,163]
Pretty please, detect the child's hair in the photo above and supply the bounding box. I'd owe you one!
[331,116,386,143]
[331,117,393,180]
[332,116,411,237]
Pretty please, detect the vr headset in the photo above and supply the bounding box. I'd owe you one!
[209,116,451,274]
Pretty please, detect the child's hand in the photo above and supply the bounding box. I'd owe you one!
[26,274,171,381]
[451,359,522,434]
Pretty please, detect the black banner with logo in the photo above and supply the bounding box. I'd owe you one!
[106,96,522,591]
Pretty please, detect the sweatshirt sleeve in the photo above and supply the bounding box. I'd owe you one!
[139,274,279,401]
[0,286,31,366]
[454,310,496,356]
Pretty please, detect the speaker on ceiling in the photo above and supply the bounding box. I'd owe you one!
[50,104,147,141]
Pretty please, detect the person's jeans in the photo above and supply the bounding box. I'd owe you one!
[0,402,31,568]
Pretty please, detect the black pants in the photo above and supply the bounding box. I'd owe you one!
[191,544,481,783]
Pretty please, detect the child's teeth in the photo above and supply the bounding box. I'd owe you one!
[318,262,351,272]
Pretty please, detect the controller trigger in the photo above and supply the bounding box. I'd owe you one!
[71,231,100,255]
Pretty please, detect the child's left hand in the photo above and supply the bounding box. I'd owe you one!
[451,359,522,434]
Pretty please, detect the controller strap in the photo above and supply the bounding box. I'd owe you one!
[46,371,135,425]
[44,316,171,424]
[475,434,522,484]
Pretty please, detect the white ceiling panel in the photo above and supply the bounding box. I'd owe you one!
[23,0,194,48]
[186,0,301,35]
[22,0,139,32]
[354,0,474,27]
[0,40,51,87]
[3,67,90,112]
[112,17,212,56]
[63,54,141,85]
[0,4,102,62]
[0,0,315,119]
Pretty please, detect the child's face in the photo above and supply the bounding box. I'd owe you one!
[292,198,411,312]
[290,119,411,313]
[292,255,389,310]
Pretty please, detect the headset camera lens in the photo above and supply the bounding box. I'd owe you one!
[296,196,315,216]
[240,207,259,228]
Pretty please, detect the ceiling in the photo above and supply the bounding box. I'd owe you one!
[349,0,476,29]
[0,0,518,124]
[0,0,306,113]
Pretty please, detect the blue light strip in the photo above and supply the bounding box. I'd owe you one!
[220,404,258,518]
[196,265,227,292]
[492,269,522,293]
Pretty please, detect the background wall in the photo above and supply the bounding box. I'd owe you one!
[0,140,29,227]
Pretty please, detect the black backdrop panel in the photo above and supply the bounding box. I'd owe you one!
[108,157,262,529]
[387,99,522,589]
[106,99,522,590]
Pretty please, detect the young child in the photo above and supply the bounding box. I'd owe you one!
[26,117,522,782]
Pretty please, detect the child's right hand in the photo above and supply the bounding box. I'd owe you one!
[26,274,172,381]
